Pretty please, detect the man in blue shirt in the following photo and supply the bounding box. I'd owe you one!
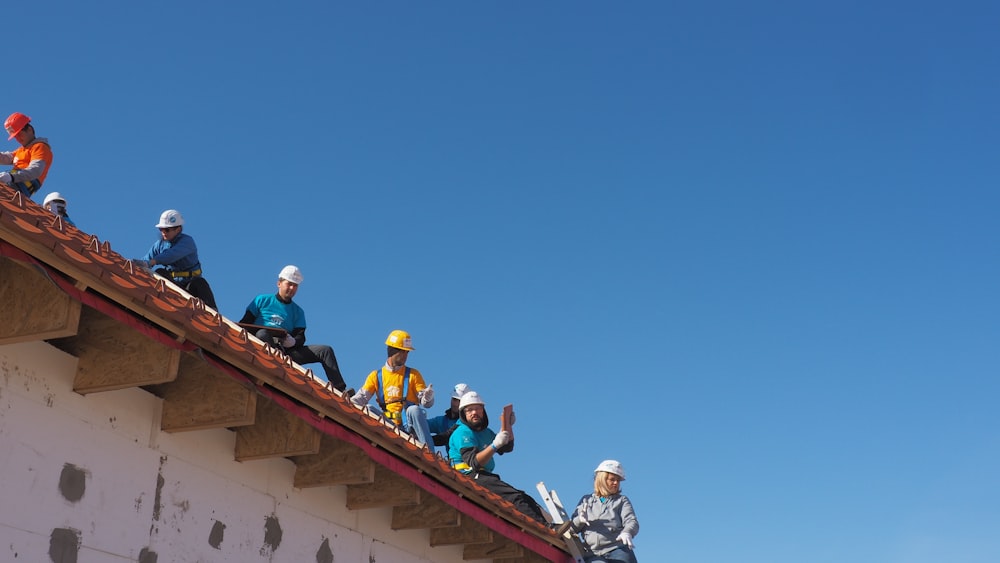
[428,383,470,453]
[139,209,217,310]
[238,265,350,394]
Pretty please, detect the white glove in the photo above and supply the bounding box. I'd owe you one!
[350,388,372,408]
[491,430,510,449]
[420,384,434,406]
[282,334,296,348]
[616,531,633,548]
[0,171,11,185]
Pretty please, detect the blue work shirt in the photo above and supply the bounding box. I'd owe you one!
[143,232,202,273]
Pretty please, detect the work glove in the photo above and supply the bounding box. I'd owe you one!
[0,171,11,185]
[491,430,510,449]
[350,388,372,408]
[616,531,633,549]
[282,334,296,349]
[419,384,434,407]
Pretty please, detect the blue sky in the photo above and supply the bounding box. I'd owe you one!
[9,2,999,561]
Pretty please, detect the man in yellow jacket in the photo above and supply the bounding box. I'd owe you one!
[1,112,53,197]
[351,330,435,448]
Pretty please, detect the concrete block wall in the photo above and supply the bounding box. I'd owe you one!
[0,341,475,563]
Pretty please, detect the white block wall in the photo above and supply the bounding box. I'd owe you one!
[0,341,479,563]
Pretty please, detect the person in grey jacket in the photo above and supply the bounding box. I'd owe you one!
[569,460,640,563]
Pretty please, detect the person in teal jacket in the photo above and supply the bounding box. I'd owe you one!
[448,391,547,524]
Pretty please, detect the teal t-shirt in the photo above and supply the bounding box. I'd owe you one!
[245,294,306,332]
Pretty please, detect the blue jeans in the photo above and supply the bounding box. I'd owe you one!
[368,404,433,447]
[588,546,637,563]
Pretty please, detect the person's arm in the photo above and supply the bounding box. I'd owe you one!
[414,374,434,408]
[459,445,494,473]
[619,496,639,537]
[8,143,51,184]
[571,495,592,529]
[288,327,305,347]
[0,151,13,165]
[148,234,196,266]
[350,372,378,407]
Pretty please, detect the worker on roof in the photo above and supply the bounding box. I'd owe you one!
[239,265,351,394]
[0,112,53,198]
[448,391,548,524]
[350,330,435,448]
[427,383,471,453]
[42,192,75,227]
[137,209,218,310]
[568,460,640,563]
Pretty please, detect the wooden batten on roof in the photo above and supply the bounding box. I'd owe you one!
[0,184,572,563]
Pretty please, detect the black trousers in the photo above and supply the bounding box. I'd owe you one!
[287,344,347,392]
[474,472,548,524]
[253,329,347,392]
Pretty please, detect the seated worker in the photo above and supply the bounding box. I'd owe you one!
[351,330,435,448]
[239,265,350,394]
[427,383,470,452]
[569,460,640,563]
[42,192,75,227]
[138,210,217,310]
[449,392,548,524]
[0,112,53,198]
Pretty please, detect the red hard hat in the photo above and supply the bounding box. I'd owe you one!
[5,112,31,140]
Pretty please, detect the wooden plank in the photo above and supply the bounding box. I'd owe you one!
[234,396,321,460]
[391,494,460,530]
[429,518,493,547]
[157,352,257,432]
[346,464,421,510]
[291,434,375,488]
[48,306,180,394]
[0,256,81,344]
[463,537,523,560]
[496,552,551,563]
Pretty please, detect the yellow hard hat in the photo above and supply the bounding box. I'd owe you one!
[385,329,414,351]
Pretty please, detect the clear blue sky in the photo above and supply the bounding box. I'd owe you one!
[10,2,999,561]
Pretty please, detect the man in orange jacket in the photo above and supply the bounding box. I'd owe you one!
[1,112,53,198]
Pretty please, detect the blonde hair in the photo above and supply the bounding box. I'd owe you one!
[593,471,620,497]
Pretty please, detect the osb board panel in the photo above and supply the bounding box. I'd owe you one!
[392,494,460,530]
[429,518,493,546]
[495,552,553,563]
[234,395,321,460]
[345,463,421,510]
[463,537,523,560]
[51,305,180,393]
[0,256,81,344]
[158,352,256,432]
[291,434,375,488]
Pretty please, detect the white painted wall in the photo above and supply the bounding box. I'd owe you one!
[0,341,480,563]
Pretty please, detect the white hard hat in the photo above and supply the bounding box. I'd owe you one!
[43,192,66,207]
[459,391,485,411]
[451,383,470,400]
[155,209,184,228]
[594,459,626,480]
[279,265,303,284]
